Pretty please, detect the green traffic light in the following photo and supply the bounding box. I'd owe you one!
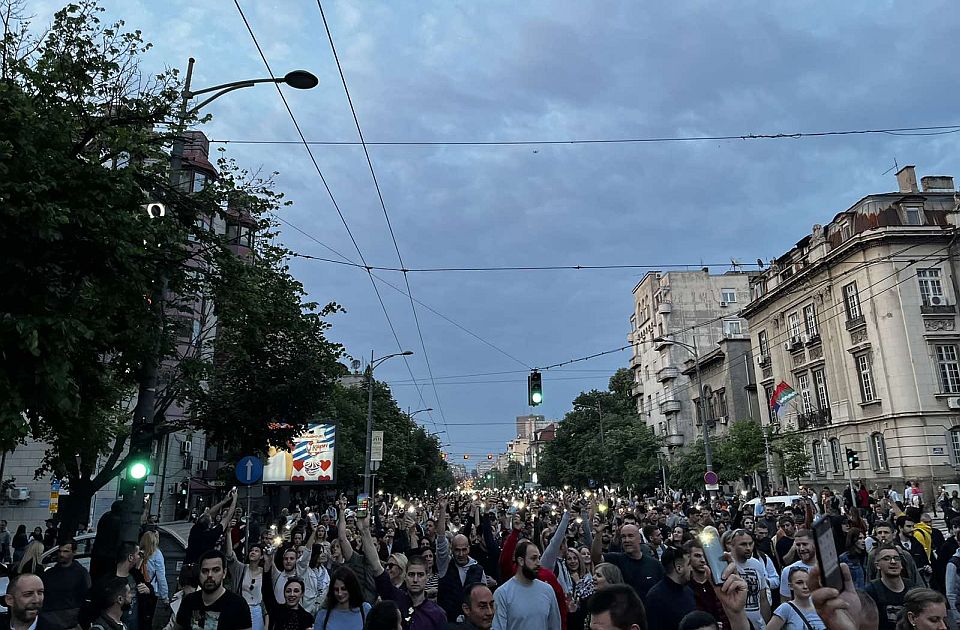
[129,461,149,480]
[531,391,543,404]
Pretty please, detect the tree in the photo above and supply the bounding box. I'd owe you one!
[539,369,660,490]
[772,431,810,488]
[716,419,766,481]
[0,2,347,534]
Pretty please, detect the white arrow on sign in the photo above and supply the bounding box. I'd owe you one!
[245,458,254,482]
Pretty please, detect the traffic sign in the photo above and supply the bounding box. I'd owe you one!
[236,456,264,485]
[703,470,718,485]
[371,431,384,462]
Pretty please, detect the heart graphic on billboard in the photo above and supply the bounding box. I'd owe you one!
[292,460,304,471]
[320,460,332,471]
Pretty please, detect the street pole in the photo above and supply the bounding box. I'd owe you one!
[244,485,251,559]
[364,350,375,496]
[762,426,773,495]
[692,335,714,473]
[845,447,856,514]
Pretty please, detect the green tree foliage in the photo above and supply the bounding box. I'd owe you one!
[715,419,766,480]
[319,380,453,495]
[539,369,660,490]
[0,1,349,530]
[772,431,810,485]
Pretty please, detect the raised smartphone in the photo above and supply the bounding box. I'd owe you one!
[813,516,844,591]
[699,525,727,585]
[357,493,370,519]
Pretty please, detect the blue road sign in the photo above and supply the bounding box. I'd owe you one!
[236,456,264,485]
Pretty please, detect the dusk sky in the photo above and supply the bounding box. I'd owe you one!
[30,1,960,465]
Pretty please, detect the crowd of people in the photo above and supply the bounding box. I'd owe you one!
[1,481,959,630]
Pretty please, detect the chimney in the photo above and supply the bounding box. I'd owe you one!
[896,165,919,193]
[921,176,955,192]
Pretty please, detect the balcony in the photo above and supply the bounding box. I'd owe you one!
[657,366,680,382]
[660,399,681,413]
[805,332,821,346]
[921,303,956,315]
[797,408,832,430]
[631,382,643,398]
[845,315,866,331]
[654,337,673,351]
[665,433,685,447]
[658,302,673,314]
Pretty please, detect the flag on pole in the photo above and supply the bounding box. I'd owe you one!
[770,381,798,417]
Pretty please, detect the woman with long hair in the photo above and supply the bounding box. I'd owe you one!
[564,548,593,630]
[578,546,594,576]
[363,601,401,630]
[766,566,825,630]
[138,530,164,628]
[314,566,371,630]
[895,588,947,630]
[418,547,438,600]
[669,526,690,548]
[225,528,268,630]
[838,528,867,590]
[16,537,44,575]
[11,525,28,565]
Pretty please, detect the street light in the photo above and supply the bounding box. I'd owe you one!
[121,57,319,545]
[409,408,433,418]
[364,350,414,494]
[651,335,715,481]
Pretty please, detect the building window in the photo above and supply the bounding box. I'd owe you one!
[813,368,830,410]
[788,312,802,340]
[856,354,876,403]
[721,289,737,304]
[918,269,946,306]
[758,331,769,358]
[813,441,825,474]
[797,372,814,413]
[830,438,842,473]
[803,304,819,337]
[710,389,727,420]
[723,320,742,336]
[951,428,960,465]
[936,345,960,394]
[871,433,888,470]
[764,384,775,423]
[904,206,923,226]
[753,280,767,300]
[844,282,862,321]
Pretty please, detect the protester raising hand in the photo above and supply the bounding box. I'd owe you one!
[807,563,861,630]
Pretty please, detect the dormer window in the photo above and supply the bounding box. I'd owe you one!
[904,205,923,226]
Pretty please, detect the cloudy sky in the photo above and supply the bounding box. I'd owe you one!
[30,1,960,464]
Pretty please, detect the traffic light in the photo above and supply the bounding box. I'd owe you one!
[846,448,860,470]
[528,370,543,406]
[487,454,493,460]
[127,458,150,480]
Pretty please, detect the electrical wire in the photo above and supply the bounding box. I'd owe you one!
[315,0,451,438]
[208,124,960,147]
[232,1,434,420]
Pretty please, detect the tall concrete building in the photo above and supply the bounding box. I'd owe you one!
[628,270,752,457]
[743,166,960,495]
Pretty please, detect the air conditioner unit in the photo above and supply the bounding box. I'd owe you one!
[718,416,728,424]
[719,301,729,308]
[180,440,192,455]
[930,295,945,306]
[197,459,208,472]
[948,397,960,410]
[6,487,30,501]
[784,341,793,351]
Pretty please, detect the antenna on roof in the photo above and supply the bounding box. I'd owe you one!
[881,157,899,177]
[730,258,743,272]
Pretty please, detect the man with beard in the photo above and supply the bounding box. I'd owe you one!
[1,573,52,630]
[730,530,771,630]
[644,545,696,630]
[492,541,560,630]
[40,539,91,629]
[89,579,133,630]
[591,523,663,601]
[175,550,252,630]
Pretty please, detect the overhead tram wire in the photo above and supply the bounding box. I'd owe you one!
[232,1,434,420]
[208,123,960,147]
[316,0,450,437]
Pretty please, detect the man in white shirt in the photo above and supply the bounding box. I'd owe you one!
[731,529,771,630]
[778,529,816,600]
[270,528,319,614]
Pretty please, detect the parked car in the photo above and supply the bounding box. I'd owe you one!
[743,495,821,516]
[0,521,191,611]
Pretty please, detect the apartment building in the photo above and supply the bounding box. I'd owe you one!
[628,270,752,456]
[743,166,960,493]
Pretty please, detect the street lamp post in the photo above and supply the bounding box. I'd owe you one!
[651,335,715,475]
[120,59,318,544]
[364,350,413,495]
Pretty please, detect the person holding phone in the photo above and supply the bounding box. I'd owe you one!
[766,567,824,630]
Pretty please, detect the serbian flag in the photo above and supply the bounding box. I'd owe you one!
[770,381,798,417]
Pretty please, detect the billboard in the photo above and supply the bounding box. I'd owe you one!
[263,423,336,484]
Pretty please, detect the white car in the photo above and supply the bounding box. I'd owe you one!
[743,495,821,516]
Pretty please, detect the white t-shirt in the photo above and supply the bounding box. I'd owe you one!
[736,557,769,630]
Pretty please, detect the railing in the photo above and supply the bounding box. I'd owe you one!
[797,408,832,430]
[845,315,866,331]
